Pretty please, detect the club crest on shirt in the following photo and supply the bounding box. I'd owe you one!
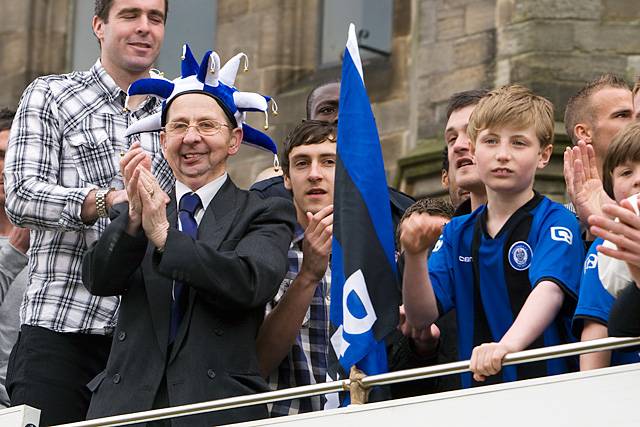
[508,241,532,271]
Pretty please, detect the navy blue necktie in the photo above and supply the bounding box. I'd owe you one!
[169,192,202,343]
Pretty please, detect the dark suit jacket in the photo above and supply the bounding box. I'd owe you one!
[82,177,295,426]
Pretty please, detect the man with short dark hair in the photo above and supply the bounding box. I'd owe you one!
[563,74,633,234]
[4,1,171,424]
[94,0,168,24]
[564,73,633,175]
[256,120,337,416]
[443,89,489,215]
[250,80,414,226]
[306,81,340,122]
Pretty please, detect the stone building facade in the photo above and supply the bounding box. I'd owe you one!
[2,0,640,200]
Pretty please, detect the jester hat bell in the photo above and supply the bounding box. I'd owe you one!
[124,44,279,160]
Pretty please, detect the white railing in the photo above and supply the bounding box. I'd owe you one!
[42,336,640,427]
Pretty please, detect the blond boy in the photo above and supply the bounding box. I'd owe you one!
[400,85,584,386]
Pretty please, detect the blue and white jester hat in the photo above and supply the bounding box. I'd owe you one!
[124,44,279,164]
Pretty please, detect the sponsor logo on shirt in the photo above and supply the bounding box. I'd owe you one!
[458,256,472,263]
[583,253,598,272]
[508,241,532,271]
[550,226,573,245]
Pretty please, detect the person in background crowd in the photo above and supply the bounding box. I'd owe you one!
[3,1,172,424]
[249,80,415,228]
[564,74,633,177]
[401,85,583,387]
[573,121,640,370]
[83,47,295,425]
[588,197,640,339]
[306,81,340,123]
[0,109,29,409]
[443,89,489,215]
[563,74,633,234]
[394,197,460,395]
[441,146,467,208]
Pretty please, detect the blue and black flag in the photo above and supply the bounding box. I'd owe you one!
[326,23,401,407]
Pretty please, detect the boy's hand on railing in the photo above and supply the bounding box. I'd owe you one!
[470,341,516,382]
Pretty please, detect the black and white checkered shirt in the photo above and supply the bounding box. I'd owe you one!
[4,60,174,334]
[266,227,331,416]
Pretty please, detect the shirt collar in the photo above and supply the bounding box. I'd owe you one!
[453,197,472,217]
[292,223,305,246]
[90,59,159,112]
[175,173,228,213]
[91,59,124,103]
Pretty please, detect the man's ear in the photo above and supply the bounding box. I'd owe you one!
[574,123,592,144]
[92,15,104,46]
[160,132,167,156]
[227,128,242,156]
[538,144,553,169]
[441,169,449,189]
[283,172,292,190]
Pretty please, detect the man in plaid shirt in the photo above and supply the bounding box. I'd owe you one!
[3,1,171,424]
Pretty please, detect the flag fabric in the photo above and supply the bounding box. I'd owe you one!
[327,23,401,407]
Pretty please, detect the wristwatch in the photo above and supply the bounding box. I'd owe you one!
[95,188,113,218]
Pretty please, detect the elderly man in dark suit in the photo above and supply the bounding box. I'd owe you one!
[82,47,295,426]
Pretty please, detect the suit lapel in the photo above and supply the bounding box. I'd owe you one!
[143,190,178,356]
[198,177,240,250]
[169,178,241,362]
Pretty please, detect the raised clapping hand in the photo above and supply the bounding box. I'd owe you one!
[563,140,614,223]
[589,198,640,284]
[137,168,171,250]
[120,142,152,232]
[299,204,333,283]
[399,213,450,255]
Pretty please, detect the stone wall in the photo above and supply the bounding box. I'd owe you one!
[495,0,640,122]
[220,0,415,189]
[399,0,498,197]
[217,0,321,188]
[0,0,72,109]
[415,0,497,140]
[397,0,640,200]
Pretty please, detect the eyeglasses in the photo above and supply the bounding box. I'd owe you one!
[163,120,230,137]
